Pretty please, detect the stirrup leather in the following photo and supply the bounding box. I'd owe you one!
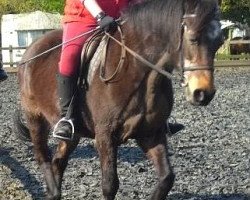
[53,117,75,141]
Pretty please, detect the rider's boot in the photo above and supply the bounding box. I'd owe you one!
[53,73,77,141]
[0,67,8,82]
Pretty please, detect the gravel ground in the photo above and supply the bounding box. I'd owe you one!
[0,67,249,200]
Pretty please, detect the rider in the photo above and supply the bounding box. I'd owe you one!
[53,0,134,140]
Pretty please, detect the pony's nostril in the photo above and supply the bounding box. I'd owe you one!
[194,89,205,102]
[193,89,216,105]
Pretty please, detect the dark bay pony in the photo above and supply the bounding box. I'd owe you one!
[15,0,223,199]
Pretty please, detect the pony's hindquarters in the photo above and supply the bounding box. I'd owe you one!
[16,29,81,199]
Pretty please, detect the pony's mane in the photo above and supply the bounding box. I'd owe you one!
[122,0,219,52]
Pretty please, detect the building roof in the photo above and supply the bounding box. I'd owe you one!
[1,10,62,30]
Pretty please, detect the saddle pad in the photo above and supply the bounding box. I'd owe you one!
[87,37,108,84]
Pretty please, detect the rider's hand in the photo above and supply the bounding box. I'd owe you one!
[96,12,117,33]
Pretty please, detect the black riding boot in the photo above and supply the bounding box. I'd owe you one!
[0,67,8,82]
[53,73,77,140]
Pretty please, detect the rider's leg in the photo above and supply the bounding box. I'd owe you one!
[53,73,77,140]
[53,22,94,140]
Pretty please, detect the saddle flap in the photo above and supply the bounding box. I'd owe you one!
[81,31,105,66]
[79,26,126,86]
[79,31,108,86]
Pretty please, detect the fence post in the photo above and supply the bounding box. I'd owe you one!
[9,45,13,67]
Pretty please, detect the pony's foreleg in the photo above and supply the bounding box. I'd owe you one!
[95,133,119,200]
[26,114,60,199]
[136,130,175,200]
[51,137,80,191]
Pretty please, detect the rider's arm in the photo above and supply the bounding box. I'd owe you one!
[80,0,104,18]
[80,0,117,31]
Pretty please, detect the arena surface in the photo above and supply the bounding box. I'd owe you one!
[0,67,249,200]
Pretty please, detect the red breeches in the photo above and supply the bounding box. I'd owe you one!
[59,22,96,76]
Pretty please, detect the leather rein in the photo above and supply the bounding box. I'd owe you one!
[105,14,215,85]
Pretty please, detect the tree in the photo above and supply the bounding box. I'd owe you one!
[0,0,250,25]
[220,0,250,25]
[0,0,63,16]
[40,0,64,14]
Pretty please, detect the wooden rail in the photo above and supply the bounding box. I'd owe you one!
[1,46,26,67]
[215,60,250,67]
[1,45,250,73]
[0,46,27,50]
[229,40,250,44]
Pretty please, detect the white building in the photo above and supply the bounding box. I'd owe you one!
[1,11,62,67]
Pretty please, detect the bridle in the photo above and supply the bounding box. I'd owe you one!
[178,13,217,87]
[106,13,215,86]
[179,14,215,73]
[17,9,217,87]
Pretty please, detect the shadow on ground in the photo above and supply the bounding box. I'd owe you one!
[0,147,45,199]
[169,193,249,200]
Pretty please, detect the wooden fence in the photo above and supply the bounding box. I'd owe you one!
[1,42,250,72]
[0,46,26,68]
[215,53,250,67]
[215,39,250,67]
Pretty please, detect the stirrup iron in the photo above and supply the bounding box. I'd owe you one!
[53,117,75,141]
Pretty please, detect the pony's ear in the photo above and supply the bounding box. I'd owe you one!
[185,0,220,11]
[185,0,199,13]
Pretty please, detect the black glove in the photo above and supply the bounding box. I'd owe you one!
[96,12,117,33]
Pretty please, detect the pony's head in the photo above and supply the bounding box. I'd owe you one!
[124,0,223,106]
[180,0,224,106]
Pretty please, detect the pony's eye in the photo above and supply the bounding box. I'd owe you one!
[187,31,199,45]
[190,38,199,45]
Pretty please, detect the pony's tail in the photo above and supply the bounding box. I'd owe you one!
[13,108,31,142]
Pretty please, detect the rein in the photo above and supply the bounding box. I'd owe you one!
[17,27,101,66]
[99,26,127,82]
[105,10,219,82]
[105,31,173,79]
[18,13,215,84]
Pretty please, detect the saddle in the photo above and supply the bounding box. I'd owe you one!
[78,26,126,88]
[78,30,107,88]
